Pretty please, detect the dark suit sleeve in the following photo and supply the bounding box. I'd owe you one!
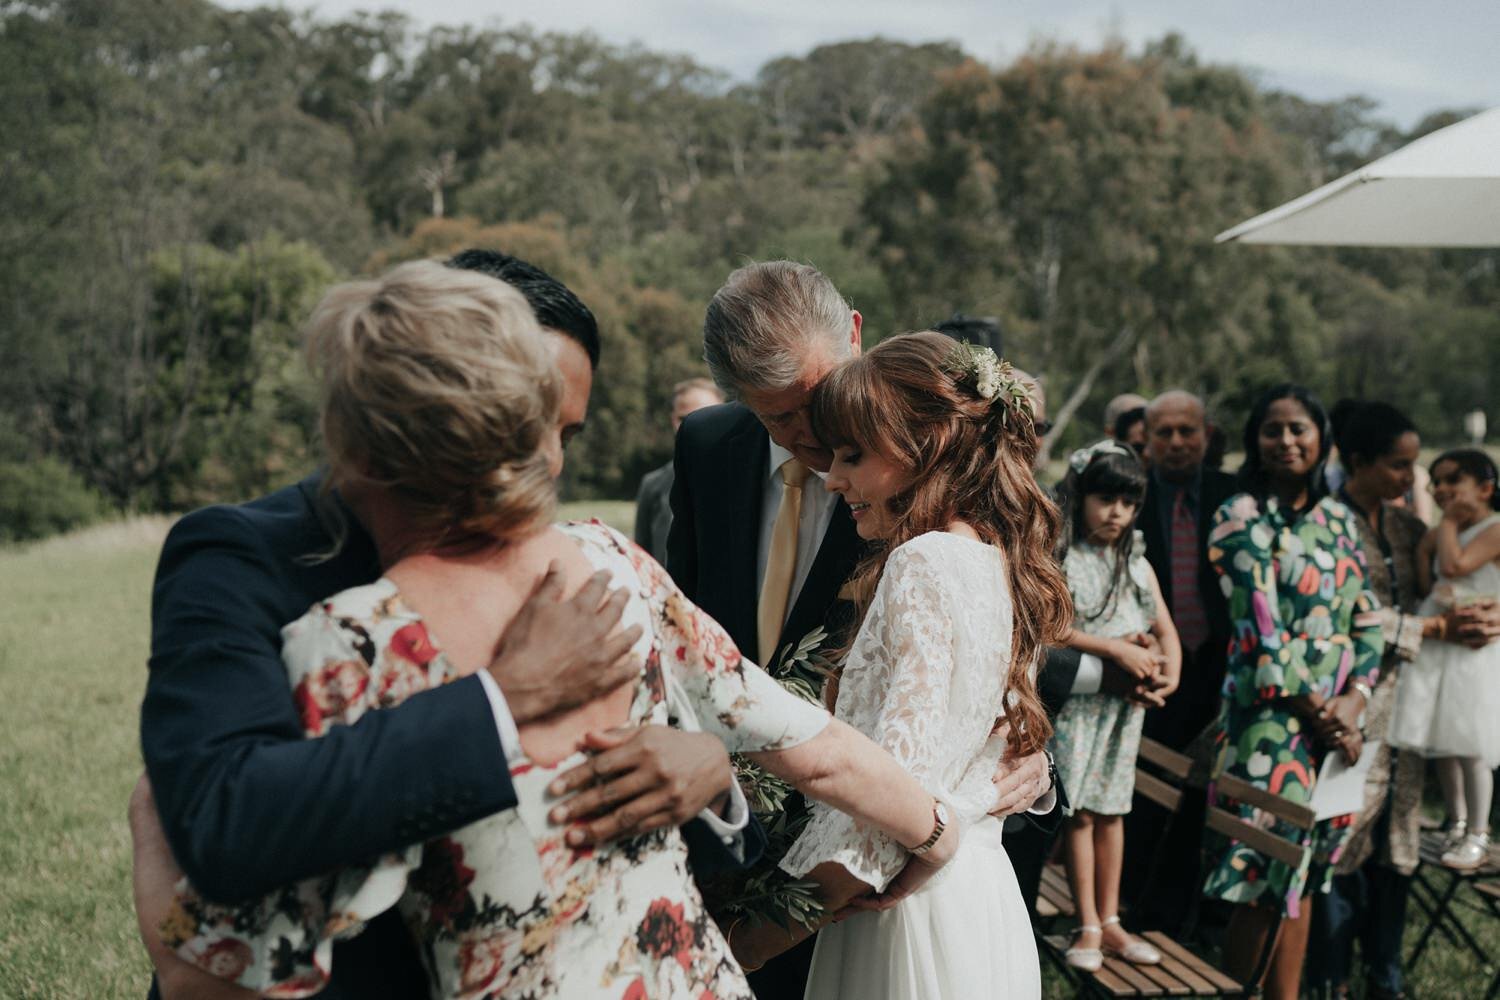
[665,427,698,599]
[141,507,517,904]
[1038,646,1082,719]
[682,812,767,875]
[633,474,654,549]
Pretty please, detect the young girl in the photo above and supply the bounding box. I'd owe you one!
[1389,448,1500,869]
[1052,440,1182,971]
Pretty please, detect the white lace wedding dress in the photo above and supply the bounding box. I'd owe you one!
[781,531,1041,999]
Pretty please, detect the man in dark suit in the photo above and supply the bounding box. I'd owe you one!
[1121,389,1237,932]
[133,251,756,999]
[669,262,1054,996]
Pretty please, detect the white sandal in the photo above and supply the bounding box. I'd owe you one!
[1101,915,1162,965]
[1065,924,1103,971]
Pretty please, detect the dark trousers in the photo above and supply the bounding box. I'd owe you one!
[747,934,817,999]
[1121,644,1222,934]
[1004,812,1061,920]
[1120,785,1208,934]
[1305,812,1411,995]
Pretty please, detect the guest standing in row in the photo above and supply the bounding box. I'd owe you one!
[1122,391,1238,932]
[1307,401,1426,1000]
[1205,385,1383,1000]
[634,377,723,564]
[1389,449,1500,866]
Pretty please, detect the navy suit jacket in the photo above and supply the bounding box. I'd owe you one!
[141,473,757,999]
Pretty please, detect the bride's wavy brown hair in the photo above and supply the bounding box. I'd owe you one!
[810,331,1071,756]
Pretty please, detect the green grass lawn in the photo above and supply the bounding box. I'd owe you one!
[2,510,1496,998]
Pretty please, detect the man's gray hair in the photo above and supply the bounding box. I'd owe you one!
[702,261,852,397]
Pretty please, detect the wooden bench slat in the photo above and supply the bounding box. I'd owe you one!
[1474,880,1500,901]
[1207,806,1310,870]
[1092,964,1147,996]
[1151,951,1222,995]
[1138,737,1193,779]
[1214,773,1316,830]
[1037,866,1076,916]
[1041,932,1209,996]
[1042,935,1148,996]
[1118,953,1193,996]
[1143,932,1244,993]
[1135,769,1184,813]
[1099,953,1169,995]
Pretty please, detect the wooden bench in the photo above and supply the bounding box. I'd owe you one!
[1036,738,1315,998]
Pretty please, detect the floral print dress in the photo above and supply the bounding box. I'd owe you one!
[160,521,831,999]
[1051,531,1156,816]
[1203,494,1383,917]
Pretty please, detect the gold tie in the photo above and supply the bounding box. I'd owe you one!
[758,458,810,665]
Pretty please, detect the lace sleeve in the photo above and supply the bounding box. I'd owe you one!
[780,540,959,892]
[158,605,419,997]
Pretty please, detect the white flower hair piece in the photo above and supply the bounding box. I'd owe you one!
[946,341,1034,429]
[1068,438,1135,476]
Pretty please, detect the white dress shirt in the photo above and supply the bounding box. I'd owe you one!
[1070,653,1104,694]
[756,440,841,640]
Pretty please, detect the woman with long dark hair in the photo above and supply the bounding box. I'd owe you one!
[1307,400,1426,999]
[728,332,1073,998]
[1203,385,1384,999]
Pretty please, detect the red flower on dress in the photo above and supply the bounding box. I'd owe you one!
[199,938,254,980]
[389,621,440,668]
[636,898,697,968]
[457,936,504,996]
[409,837,477,929]
[642,648,665,704]
[293,658,370,735]
[621,978,647,1000]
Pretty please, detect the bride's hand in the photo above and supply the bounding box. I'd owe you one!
[834,820,962,917]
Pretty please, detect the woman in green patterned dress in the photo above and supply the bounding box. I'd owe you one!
[1205,385,1384,1000]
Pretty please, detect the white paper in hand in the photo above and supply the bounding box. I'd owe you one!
[1309,740,1381,821]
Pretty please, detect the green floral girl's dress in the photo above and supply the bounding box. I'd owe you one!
[1051,532,1156,816]
[1203,493,1384,917]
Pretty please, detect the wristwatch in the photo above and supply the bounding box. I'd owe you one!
[1349,679,1373,731]
[910,799,950,857]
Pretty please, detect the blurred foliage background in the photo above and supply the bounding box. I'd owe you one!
[3,0,1497,539]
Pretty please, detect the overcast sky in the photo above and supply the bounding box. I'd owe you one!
[223,0,1498,129]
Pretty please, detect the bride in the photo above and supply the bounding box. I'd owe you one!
[727,332,1070,998]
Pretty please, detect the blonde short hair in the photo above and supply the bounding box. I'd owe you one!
[306,259,561,548]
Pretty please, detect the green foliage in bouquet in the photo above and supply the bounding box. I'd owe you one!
[710,626,841,931]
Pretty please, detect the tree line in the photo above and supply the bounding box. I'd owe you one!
[2,0,1497,538]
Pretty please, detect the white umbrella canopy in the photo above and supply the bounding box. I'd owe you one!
[1216,106,1500,247]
